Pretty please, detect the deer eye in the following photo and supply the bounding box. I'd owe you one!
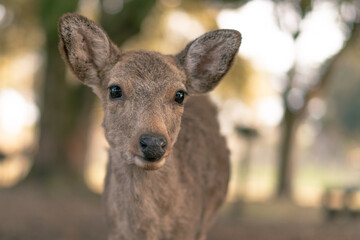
[109,85,122,99]
[174,90,187,104]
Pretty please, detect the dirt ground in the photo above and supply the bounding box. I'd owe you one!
[1,183,360,240]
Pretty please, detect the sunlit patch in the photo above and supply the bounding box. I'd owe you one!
[0,89,38,135]
[244,172,274,202]
[0,53,40,188]
[0,154,31,188]
[0,89,37,187]
[0,4,5,24]
[295,2,345,68]
[217,0,346,80]
[254,96,284,127]
[165,10,205,44]
[84,121,108,194]
[217,0,295,75]
[85,156,107,194]
[294,185,322,207]
[8,53,42,84]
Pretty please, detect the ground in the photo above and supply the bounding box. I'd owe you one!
[1,183,360,240]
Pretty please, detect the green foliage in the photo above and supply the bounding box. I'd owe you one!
[40,0,78,43]
[100,0,156,45]
[299,0,313,18]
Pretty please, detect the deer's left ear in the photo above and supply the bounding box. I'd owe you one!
[58,13,117,87]
[176,30,241,94]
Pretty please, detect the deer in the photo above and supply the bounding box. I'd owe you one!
[58,13,241,240]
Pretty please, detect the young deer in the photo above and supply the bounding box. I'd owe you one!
[58,13,241,240]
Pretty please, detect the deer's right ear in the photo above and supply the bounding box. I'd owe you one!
[176,30,241,94]
[58,13,114,87]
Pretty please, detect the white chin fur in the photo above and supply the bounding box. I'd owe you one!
[134,156,166,170]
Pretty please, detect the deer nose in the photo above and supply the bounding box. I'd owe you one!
[139,133,167,162]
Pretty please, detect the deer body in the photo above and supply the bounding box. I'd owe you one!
[58,14,241,240]
[105,95,229,240]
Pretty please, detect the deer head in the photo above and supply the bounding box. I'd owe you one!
[58,13,241,171]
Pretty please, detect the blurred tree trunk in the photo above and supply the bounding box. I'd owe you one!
[276,21,360,199]
[32,0,82,180]
[31,0,156,181]
[277,105,296,198]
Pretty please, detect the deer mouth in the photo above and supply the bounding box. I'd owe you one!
[134,156,166,170]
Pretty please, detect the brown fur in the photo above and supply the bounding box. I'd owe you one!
[58,13,241,240]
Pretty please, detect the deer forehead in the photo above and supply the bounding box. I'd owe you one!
[106,51,187,97]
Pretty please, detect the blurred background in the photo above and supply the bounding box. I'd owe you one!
[1,0,360,239]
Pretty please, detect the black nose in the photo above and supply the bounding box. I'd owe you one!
[139,133,167,162]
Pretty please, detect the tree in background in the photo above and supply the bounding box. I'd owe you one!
[208,0,360,199]
[33,0,79,180]
[272,0,360,198]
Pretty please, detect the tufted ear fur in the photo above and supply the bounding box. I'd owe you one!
[58,13,116,87]
[176,30,241,94]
